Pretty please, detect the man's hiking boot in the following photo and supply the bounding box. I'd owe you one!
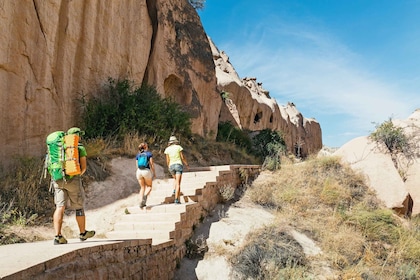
[79,230,95,241]
[54,235,67,245]
[140,195,147,208]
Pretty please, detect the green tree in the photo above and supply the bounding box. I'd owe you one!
[252,129,286,171]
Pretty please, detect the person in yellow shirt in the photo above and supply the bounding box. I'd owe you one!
[164,136,189,204]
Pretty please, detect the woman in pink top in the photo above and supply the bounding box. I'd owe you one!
[164,136,189,204]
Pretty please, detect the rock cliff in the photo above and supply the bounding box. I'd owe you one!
[211,39,322,157]
[0,0,321,166]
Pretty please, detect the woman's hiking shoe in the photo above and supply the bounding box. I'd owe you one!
[174,199,181,204]
[79,230,95,241]
[54,235,68,245]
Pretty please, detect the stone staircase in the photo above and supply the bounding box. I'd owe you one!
[105,167,232,245]
[0,164,261,279]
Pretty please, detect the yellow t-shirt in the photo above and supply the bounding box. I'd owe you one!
[164,144,183,165]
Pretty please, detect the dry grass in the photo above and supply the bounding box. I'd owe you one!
[218,184,236,203]
[239,156,420,279]
[230,226,308,279]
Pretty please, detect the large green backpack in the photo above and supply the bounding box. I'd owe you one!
[45,131,81,181]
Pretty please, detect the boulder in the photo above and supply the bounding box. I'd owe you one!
[334,109,420,216]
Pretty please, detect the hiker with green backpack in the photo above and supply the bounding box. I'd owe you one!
[45,127,95,245]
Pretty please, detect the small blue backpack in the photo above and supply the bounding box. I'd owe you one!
[137,153,148,169]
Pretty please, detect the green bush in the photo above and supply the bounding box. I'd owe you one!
[370,118,409,154]
[253,129,286,170]
[80,78,191,142]
[216,122,253,152]
[216,123,287,169]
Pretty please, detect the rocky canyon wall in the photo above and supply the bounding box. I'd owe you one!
[0,0,221,165]
[0,0,321,166]
[211,39,322,157]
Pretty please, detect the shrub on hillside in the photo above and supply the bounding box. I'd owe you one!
[216,123,287,169]
[252,129,286,170]
[370,117,409,154]
[0,157,52,229]
[245,156,420,278]
[216,122,253,153]
[80,78,191,143]
[230,226,308,279]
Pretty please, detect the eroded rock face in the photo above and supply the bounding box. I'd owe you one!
[0,0,220,164]
[211,38,322,157]
[144,0,221,137]
[0,0,321,166]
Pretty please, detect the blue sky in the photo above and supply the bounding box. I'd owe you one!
[198,0,420,148]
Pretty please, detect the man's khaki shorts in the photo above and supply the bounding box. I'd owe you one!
[53,177,84,209]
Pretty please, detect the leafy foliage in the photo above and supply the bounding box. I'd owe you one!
[252,129,286,170]
[370,117,409,154]
[216,123,287,170]
[216,122,253,153]
[80,78,191,143]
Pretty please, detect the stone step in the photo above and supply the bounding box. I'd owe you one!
[106,230,174,241]
[124,202,192,215]
[135,192,197,205]
[114,221,176,231]
[148,186,204,196]
[104,167,231,247]
[119,212,181,223]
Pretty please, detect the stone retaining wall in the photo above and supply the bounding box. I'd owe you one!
[5,165,260,280]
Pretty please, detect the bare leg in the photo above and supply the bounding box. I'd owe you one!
[144,176,153,197]
[174,173,182,200]
[53,206,65,236]
[172,175,176,194]
[145,186,152,197]
[76,215,86,234]
[138,177,146,207]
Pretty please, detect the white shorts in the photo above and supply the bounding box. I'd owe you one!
[136,168,152,180]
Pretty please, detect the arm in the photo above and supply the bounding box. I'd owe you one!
[149,157,156,179]
[180,152,189,170]
[166,154,170,167]
[80,156,87,175]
